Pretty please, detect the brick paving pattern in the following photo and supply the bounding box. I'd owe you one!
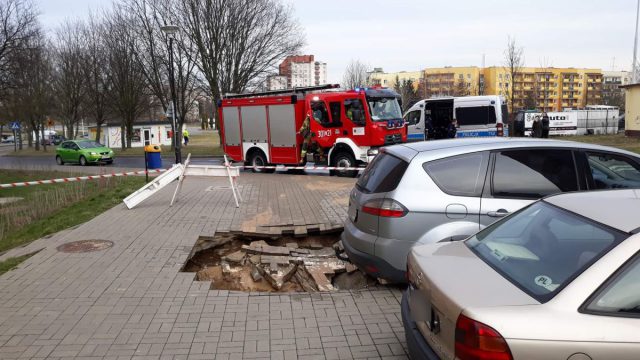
[0,173,408,359]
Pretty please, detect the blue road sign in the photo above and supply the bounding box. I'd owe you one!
[10,121,20,130]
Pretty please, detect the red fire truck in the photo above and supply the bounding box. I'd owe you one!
[217,84,406,176]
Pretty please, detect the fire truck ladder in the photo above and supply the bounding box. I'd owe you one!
[222,84,340,99]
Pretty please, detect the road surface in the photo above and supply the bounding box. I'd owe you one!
[0,144,335,176]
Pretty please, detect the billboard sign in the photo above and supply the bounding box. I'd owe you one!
[524,112,577,136]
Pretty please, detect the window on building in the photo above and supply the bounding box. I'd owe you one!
[459,74,463,79]
[467,74,471,79]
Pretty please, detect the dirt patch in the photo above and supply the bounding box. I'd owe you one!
[182,233,380,292]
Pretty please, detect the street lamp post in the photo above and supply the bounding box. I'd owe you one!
[161,25,181,164]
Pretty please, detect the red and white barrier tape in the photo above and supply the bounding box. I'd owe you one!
[0,168,168,188]
[0,164,362,189]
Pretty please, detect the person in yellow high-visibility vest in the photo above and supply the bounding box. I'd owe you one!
[182,128,189,146]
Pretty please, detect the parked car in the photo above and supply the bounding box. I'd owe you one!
[403,189,640,360]
[341,138,640,283]
[1,135,15,143]
[56,140,115,166]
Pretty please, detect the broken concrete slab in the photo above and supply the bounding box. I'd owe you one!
[242,243,290,256]
[346,263,358,273]
[260,255,291,265]
[306,247,336,258]
[248,255,261,265]
[306,265,335,291]
[258,263,297,290]
[286,242,299,249]
[294,266,318,292]
[223,250,245,264]
[221,261,231,275]
[250,263,262,282]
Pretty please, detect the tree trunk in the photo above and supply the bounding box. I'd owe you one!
[120,123,126,150]
[95,123,102,143]
[41,126,47,152]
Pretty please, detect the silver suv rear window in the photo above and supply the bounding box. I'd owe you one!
[356,152,408,194]
[466,201,627,303]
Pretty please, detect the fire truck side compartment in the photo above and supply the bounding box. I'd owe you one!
[222,107,241,146]
[240,106,269,162]
[268,104,298,164]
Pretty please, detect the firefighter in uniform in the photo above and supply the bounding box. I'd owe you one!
[298,114,312,164]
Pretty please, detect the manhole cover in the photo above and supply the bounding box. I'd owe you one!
[57,240,114,253]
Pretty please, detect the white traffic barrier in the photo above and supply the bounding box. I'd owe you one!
[240,165,364,171]
[0,168,168,189]
[126,154,242,210]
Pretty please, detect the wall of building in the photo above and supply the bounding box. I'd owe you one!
[482,67,603,112]
[624,84,640,137]
[367,70,422,87]
[267,55,328,90]
[98,124,173,148]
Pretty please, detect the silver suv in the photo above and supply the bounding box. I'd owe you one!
[341,138,640,283]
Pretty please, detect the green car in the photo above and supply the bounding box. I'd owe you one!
[56,140,115,166]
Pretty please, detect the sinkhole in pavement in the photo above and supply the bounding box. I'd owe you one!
[181,233,385,292]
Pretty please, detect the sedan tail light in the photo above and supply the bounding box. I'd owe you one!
[455,314,513,360]
[361,199,407,218]
[497,123,504,137]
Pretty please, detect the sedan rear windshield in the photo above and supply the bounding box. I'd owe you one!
[356,152,408,194]
[466,202,627,303]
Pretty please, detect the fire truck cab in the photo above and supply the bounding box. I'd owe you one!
[218,84,405,176]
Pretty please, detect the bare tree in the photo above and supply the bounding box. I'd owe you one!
[51,20,86,140]
[120,0,202,153]
[3,29,52,150]
[503,35,524,134]
[103,6,149,149]
[180,0,304,102]
[393,76,420,111]
[342,59,369,90]
[82,13,110,143]
[0,0,38,93]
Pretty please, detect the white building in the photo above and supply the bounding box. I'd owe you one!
[266,75,287,91]
[90,121,173,148]
[267,55,327,90]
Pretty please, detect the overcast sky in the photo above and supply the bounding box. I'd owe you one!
[37,0,637,83]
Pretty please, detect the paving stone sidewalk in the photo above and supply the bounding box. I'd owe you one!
[0,173,408,359]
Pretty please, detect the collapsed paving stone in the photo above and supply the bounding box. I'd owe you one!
[242,243,290,256]
[223,250,245,264]
[186,234,379,293]
[250,263,262,282]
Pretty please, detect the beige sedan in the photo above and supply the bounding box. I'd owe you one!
[403,189,640,360]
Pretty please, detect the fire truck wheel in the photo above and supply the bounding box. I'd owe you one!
[247,150,274,173]
[330,152,358,178]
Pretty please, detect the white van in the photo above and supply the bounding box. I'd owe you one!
[404,95,508,141]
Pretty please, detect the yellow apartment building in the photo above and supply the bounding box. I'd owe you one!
[367,66,603,112]
[483,66,603,112]
[367,68,423,87]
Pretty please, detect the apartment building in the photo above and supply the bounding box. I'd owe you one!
[368,66,603,112]
[266,55,328,90]
[484,67,603,112]
[367,68,423,87]
[602,70,631,108]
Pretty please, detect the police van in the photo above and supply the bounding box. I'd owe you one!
[404,95,508,141]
